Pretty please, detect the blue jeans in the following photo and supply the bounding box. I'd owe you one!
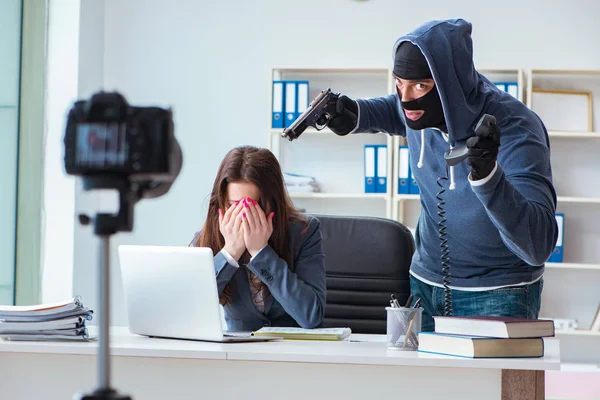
[409,275,544,332]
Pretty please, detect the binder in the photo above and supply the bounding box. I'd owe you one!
[284,81,297,128]
[548,213,564,263]
[364,145,376,193]
[398,145,410,194]
[506,83,518,99]
[296,81,309,122]
[494,82,507,92]
[375,145,388,193]
[493,81,519,99]
[409,167,420,195]
[271,81,285,128]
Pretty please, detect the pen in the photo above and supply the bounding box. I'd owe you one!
[403,311,417,348]
[404,294,414,308]
[413,298,422,309]
[390,294,401,308]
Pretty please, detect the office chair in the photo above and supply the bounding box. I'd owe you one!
[312,214,415,334]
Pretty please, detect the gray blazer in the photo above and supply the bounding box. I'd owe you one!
[193,215,326,332]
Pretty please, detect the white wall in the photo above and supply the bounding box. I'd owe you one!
[57,0,600,326]
[41,0,80,303]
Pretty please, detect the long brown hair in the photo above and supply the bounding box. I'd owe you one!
[193,146,303,305]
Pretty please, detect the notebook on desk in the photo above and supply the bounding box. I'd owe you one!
[252,327,352,341]
[118,245,280,343]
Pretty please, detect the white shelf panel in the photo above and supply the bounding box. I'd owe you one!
[394,194,420,202]
[549,130,600,139]
[557,196,600,204]
[546,263,600,270]
[560,362,600,372]
[289,192,388,200]
[556,329,600,336]
[532,69,600,76]
[272,128,387,137]
[272,67,389,74]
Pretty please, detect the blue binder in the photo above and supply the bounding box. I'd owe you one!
[296,81,309,122]
[409,167,419,195]
[375,145,388,193]
[548,213,564,263]
[493,81,518,99]
[494,82,507,92]
[272,81,285,128]
[398,145,409,194]
[284,81,297,128]
[364,145,376,193]
[506,82,518,99]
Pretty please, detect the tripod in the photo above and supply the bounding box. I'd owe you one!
[74,177,140,400]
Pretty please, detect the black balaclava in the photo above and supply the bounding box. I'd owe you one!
[394,41,446,132]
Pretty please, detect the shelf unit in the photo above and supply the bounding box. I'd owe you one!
[269,67,395,219]
[526,69,600,347]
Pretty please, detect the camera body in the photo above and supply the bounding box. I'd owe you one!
[64,91,176,182]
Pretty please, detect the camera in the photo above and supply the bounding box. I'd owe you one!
[63,92,183,400]
[64,91,181,187]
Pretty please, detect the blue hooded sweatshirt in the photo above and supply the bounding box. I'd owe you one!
[353,18,558,288]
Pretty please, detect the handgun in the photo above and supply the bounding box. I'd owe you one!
[281,88,340,141]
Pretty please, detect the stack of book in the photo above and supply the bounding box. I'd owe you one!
[417,316,555,358]
[0,296,93,341]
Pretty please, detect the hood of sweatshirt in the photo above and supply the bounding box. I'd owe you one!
[392,18,487,147]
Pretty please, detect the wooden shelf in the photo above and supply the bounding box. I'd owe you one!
[546,263,600,270]
[549,131,600,139]
[288,192,388,200]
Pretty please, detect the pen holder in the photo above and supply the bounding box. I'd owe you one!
[386,306,423,351]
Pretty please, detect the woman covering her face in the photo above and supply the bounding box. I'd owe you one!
[191,146,326,331]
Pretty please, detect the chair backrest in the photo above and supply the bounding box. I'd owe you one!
[312,214,415,334]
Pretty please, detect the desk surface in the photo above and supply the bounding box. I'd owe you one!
[0,326,561,371]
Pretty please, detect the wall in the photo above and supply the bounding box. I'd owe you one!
[61,0,600,326]
[41,0,79,303]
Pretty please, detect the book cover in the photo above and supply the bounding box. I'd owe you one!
[417,332,545,358]
[433,316,555,338]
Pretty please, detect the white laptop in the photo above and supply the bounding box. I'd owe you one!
[118,245,278,343]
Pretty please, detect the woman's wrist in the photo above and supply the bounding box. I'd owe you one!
[223,245,243,261]
[248,244,268,258]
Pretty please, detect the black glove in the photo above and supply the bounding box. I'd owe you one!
[317,95,358,136]
[466,119,501,181]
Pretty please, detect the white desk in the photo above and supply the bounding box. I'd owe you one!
[0,327,560,400]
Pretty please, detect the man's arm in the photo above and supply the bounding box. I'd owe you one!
[325,94,406,137]
[354,94,407,136]
[470,127,558,266]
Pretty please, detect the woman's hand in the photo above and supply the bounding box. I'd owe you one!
[241,197,274,257]
[219,201,245,261]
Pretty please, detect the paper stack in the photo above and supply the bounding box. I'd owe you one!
[284,172,321,193]
[0,296,94,341]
